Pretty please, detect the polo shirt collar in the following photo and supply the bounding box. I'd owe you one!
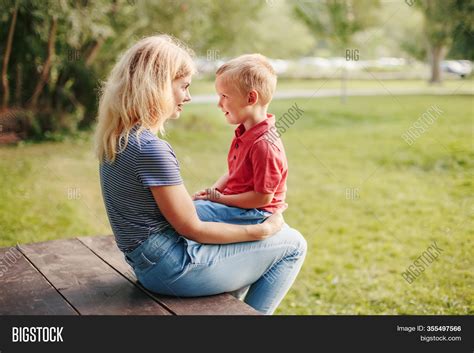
[234,114,275,141]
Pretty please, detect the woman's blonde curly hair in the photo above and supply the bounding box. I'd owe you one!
[94,35,196,163]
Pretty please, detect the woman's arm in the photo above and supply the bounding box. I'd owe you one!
[150,184,282,244]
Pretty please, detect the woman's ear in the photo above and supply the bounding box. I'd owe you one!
[248,90,258,105]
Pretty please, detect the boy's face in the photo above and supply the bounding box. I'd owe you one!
[215,74,250,125]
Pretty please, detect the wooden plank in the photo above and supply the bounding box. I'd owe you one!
[78,235,260,315]
[19,238,170,315]
[0,246,77,315]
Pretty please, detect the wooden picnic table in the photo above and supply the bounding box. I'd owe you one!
[0,235,258,315]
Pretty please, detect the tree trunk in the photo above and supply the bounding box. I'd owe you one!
[1,5,18,110]
[15,63,22,105]
[85,37,105,67]
[430,45,446,84]
[341,65,348,104]
[84,0,119,67]
[29,17,58,109]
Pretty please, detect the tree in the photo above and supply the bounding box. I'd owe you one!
[294,0,380,102]
[447,0,474,61]
[416,0,473,83]
[1,3,18,110]
[240,0,315,59]
[29,16,57,109]
[129,0,264,56]
[0,0,122,136]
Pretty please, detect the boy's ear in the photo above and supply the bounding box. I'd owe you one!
[248,90,258,105]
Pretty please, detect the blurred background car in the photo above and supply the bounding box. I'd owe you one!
[441,60,473,78]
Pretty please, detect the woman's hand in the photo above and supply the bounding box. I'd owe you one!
[257,212,284,240]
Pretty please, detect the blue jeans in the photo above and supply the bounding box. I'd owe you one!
[124,225,306,315]
[194,199,271,225]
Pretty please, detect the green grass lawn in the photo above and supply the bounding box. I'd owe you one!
[1,94,472,314]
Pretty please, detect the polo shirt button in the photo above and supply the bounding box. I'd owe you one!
[233,156,236,160]
[235,143,239,148]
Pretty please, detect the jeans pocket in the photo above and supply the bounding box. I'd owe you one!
[141,231,176,263]
[130,251,156,272]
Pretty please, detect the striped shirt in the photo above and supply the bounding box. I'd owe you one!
[99,127,183,253]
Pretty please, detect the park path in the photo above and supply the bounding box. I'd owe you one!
[190,86,474,104]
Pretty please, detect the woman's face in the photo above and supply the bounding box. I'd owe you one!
[170,74,192,119]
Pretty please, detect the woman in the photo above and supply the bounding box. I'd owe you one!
[94,35,306,315]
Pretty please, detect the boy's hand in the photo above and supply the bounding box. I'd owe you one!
[192,188,222,202]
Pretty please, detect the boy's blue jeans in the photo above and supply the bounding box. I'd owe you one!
[193,199,272,225]
[123,224,307,315]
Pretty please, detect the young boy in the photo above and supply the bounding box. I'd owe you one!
[192,54,288,225]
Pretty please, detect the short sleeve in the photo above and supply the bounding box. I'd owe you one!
[250,140,284,194]
[135,138,183,187]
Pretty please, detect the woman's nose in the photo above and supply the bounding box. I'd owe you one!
[184,92,191,103]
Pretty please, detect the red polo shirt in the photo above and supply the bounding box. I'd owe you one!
[222,114,288,213]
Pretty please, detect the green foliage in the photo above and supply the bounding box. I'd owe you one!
[129,0,263,55]
[449,26,474,60]
[416,0,459,47]
[448,0,474,60]
[0,0,119,138]
[226,0,316,58]
[294,0,381,49]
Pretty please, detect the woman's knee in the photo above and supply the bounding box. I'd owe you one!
[289,229,307,259]
[276,226,307,260]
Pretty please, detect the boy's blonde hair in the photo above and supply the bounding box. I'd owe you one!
[94,35,196,163]
[216,54,277,105]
